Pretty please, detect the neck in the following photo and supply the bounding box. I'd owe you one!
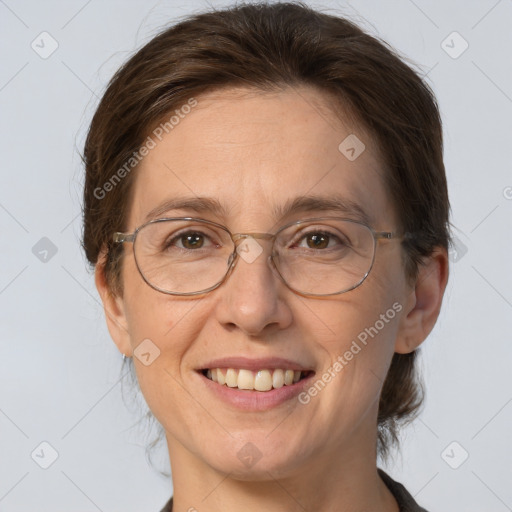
[165,420,399,512]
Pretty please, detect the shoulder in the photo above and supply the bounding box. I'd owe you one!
[159,496,173,512]
[378,468,429,512]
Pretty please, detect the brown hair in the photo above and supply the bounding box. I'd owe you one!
[82,1,451,459]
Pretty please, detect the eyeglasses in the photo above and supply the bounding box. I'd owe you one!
[113,217,407,297]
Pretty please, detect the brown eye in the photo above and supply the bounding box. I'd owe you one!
[179,233,205,249]
[305,233,330,249]
[295,230,345,250]
[164,231,210,250]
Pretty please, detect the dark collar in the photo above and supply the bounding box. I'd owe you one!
[159,468,428,512]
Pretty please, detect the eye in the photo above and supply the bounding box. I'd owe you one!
[295,230,347,250]
[166,230,214,250]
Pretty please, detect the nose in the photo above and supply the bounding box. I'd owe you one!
[213,239,293,336]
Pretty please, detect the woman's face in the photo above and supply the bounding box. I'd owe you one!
[107,86,416,478]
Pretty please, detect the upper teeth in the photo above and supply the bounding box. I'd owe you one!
[206,368,303,391]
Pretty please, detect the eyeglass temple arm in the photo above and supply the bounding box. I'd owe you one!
[374,231,413,241]
[113,232,135,243]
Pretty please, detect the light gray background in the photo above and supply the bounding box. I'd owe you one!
[1,0,511,510]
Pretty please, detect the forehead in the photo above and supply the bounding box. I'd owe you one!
[128,86,396,231]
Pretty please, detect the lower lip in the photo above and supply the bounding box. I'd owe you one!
[196,371,315,411]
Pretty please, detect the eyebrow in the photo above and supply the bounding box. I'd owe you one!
[143,194,372,226]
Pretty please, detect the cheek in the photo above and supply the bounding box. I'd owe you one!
[121,265,229,431]
[121,256,183,342]
[300,294,401,424]
[124,296,206,436]
[311,293,400,374]
[301,266,404,398]
[120,259,202,414]
[125,288,209,375]
[303,253,403,351]
[288,295,401,454]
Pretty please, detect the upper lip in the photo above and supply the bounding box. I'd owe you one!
[198,356,315,372]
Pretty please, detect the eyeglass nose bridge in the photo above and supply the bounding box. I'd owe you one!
[231,232,276,243]
[230,232,277,260]
[226,232,280,274]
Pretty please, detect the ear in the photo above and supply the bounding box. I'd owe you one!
[394,247,449,354]
[95,251,133,357]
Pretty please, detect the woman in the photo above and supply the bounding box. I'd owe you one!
[82,2,450,511]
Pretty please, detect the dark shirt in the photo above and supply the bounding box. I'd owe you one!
[159,468,428,511]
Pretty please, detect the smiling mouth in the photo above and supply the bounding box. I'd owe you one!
[200,368,314,391]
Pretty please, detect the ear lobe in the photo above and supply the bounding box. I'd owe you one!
[94,251,133,357]
[394,247,449,354]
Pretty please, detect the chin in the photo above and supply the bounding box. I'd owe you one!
[202,442,309,480]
